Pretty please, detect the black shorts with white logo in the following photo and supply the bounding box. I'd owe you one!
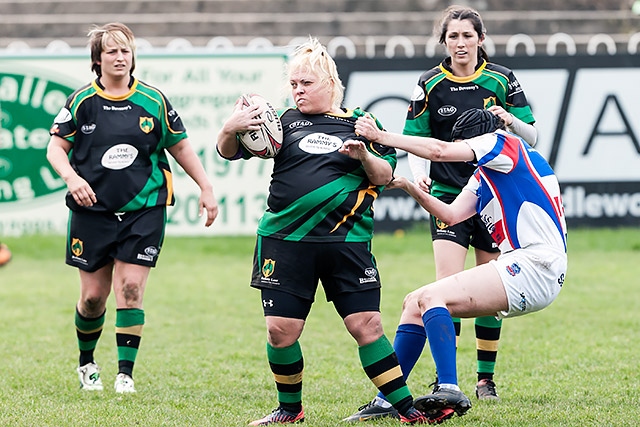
[66,206,166,272]
[251,236,382,316]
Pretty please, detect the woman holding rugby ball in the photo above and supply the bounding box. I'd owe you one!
[217,36,441,425]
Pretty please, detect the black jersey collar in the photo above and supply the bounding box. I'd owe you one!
[94,75,135,91]
[93,75,137,100]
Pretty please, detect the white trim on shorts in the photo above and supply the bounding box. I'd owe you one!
[490,244,567,319]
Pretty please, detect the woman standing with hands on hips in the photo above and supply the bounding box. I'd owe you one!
[345,5,537,422]
[47,22,218,394]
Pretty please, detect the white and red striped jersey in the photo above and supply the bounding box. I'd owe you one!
[463,130,567,254]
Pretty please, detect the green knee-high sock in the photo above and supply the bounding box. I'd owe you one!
[115,308,144,378]
[267,341,304,413]
[475,316,502,380]
[359,335,413,416]
[76,308,105,366]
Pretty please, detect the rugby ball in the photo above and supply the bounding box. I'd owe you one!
[238,94,283,158]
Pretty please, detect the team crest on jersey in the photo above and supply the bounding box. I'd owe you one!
[506,262,521,277]
[139,117,154,134]
[71,238,83,256]
[262,259,276,278]
[483,96,497,108]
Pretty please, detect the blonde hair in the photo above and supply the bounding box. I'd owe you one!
[88,22,136,76]
[288,36,344,110]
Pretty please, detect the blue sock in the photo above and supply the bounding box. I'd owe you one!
[377,323,426,400]
[422,307,458,386]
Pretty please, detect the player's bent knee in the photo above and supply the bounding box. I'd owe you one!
[265,318,303,347]
[413,287,442,314]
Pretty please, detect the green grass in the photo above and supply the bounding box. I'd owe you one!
[0,227,639,426]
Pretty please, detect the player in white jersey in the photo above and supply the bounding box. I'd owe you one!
[354,108,567,421]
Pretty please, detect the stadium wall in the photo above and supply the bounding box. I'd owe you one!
[0,52,638,236]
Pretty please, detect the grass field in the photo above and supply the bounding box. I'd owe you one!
[0,227,639,426]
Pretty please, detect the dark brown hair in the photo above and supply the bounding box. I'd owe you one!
[435,5,489,62]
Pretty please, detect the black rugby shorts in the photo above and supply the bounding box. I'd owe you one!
[66,206,166,271]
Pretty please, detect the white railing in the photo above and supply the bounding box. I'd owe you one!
[3,33,640,57]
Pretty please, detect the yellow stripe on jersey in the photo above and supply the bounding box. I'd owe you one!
[163,169,174,206]
[330,186,378,233]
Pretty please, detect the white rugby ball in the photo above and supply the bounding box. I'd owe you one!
[238,94,283,158]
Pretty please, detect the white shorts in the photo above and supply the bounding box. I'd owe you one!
[490,245,567,319]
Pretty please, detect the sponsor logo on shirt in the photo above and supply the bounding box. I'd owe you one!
[437,105,457,116]
[449,84,479,92]
[298,133,342,154]
[289,120,313,129]
[101,144,138,170]
[102,105,132,111]
[81,123,96,134]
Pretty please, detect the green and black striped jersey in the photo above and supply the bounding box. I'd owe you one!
[50,76,186,212]
[253,107,396,243]
[403,58,535,193]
